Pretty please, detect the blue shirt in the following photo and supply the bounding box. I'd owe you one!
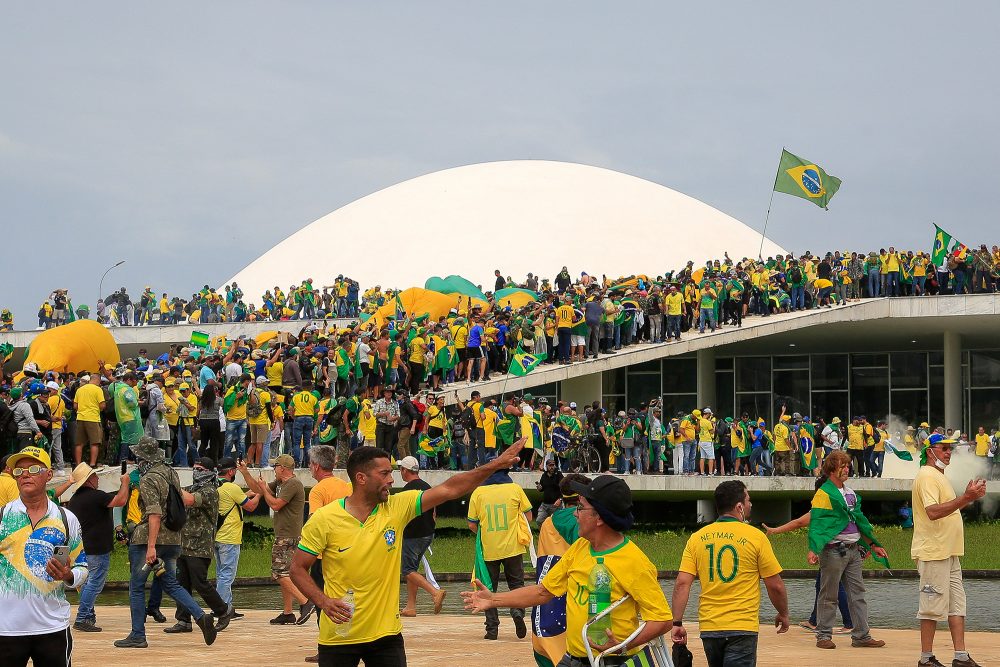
[497,324,508,347]
[199,365,217,390]
[468,324,484,348]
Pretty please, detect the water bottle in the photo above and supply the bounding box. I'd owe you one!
[335,589,355,637]
[586,558,613,645]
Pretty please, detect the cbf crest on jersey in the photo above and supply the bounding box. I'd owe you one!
[383,527,397,550]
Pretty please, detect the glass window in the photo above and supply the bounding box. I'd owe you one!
[929,372,945,427]
[627,373,661,409]
[851,367,889,421]
[970,352,1000,388]
[774,355,809,370]
[603,368,626,395]
[811,354,849,390]
[716,357,734,370]
[602,395,625,417]
[811,391,849,424]
[773,369,809,417]
[737,393,772,423]
[928,350,944,366]
[890,390,929,429]
[851,353,888,368]
[736,357,771,392]
[969,388,1000,432]
[890,352,928,390]
[663,358,697,394]
[715,372,734,420]
[631,360,660,372]
[661,394,697,420]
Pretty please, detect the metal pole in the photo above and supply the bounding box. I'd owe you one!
[98,260,125,307]
[758,149,784,259]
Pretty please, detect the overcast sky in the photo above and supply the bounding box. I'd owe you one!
[2,2,997,321]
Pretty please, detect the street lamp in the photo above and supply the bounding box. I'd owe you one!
[98,260,126,306]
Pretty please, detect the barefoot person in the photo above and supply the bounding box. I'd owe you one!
[397,456,446,618]
[290,438,526,667]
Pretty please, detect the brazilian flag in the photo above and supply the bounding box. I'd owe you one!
[931,224,967,265]
[496,415,518,446]
[473,530,493,590]
[809,479,891,569]
[799,423,818,471]
[509,345,545,377]
[773,149,842,209]
[885,441,914,461]
[0,343,13,364]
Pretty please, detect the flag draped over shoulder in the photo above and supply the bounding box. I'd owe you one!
[808,479,890,569]
[799,423,818,471]
[773,148,842,209]
[509,345,545,377]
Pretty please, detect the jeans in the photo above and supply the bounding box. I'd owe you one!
[682,441,697,473]
[224,419,247,460]
[790,285,805,310]
[666,314,681,339]
[816,543,871,642]
[260,429,274,465]
[701,632,759,667]
[76,551,111,623]
[750,447,772,475]
[648,314,663,342]
[291,416,314,466]
[867,268,881,297]
[914,275,926,295]
[451,439,468,469]
[173,424,197,467]
[886,271,900,296]
[867,449,885,478]
[127,543,203,638]
[953,269,967,295]
[698,308,716,333]
[214,543,241,605]
[586,325,601,356]
[557,329,571,362]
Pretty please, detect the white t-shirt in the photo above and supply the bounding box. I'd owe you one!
[0,499,88,636]
[821,425,842,450]
[356,342,372,367]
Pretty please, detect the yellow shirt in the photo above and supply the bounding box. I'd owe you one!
[911,466,964,560]
[912,257,928,277]
[697,417,714,442]
[846,424,864,450]
[48,394,64,430]
[679,518,782,632]
[266,362,284,388]
[224,387,248,421]
[426,405,446,431]
[555,305,575,329]
[975,433,991,456]
[291,391,319,418]
[452,325,469,349]
[665,292,683,315]
[297,491,422,646]
[541,537,671,658]
[0,472,18,507]
[216,481,249,545]
[181,394,198,426]
[163,391,180,426]
[359,402,376,441]
[249,389,272,426]
[467,483,531,561]
[885,252,900,272]
[482,408,498,449]
[408,337,427,364]
[159,298,169,314]
[74,383,105,423]
[772,422,791,452]
[309,477,352,514]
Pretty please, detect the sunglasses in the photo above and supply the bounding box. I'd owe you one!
[12,465,48,477]
[934,445,954,453]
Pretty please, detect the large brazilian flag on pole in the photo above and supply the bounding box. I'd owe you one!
[773,149,842,210]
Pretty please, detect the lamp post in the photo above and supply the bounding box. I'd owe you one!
[98,260,125,306]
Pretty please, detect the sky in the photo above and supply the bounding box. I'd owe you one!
[2,2,998,322]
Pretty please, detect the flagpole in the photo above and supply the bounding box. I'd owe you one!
[758,149,784,259]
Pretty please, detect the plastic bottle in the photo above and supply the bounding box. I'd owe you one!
[586,558,613,645]
[335,589,355,637]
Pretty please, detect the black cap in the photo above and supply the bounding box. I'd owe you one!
[217,457,238,471]
[568,474,633,516]
[194,457,216,470]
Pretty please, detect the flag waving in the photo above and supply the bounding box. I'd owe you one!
[773,149,842,209]
[509,344,545,377]
[931,224,967,266]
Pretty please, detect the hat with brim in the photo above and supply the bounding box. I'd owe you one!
[568,474,634,525]
[6,445,51,471]
[130,437,165,462]
[70,463,96,491]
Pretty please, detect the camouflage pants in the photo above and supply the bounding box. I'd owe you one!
[335,432,351,468]
[271,537,297,579]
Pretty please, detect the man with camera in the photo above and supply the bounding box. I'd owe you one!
[114,437,218,649]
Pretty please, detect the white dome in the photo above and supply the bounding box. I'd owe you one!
[224,160,785,302]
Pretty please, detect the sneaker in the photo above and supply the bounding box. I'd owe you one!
[270,612,297,625]
[816,639,836,649]
[851,638,885,648]
[513,616,527,639]
[196,614,218,646]
[484,630,498,640]
[952,657,981,667]
[305,655,319,664]
[296,601,316,625]
[214,613,230,632]
[917,657,946,667]
[229,608,245,619]
[73,619,102,633]
[163,622,192,633]
[114,636,149,649]
[146,608,166,623]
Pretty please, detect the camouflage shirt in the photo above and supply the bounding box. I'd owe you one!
[131,462,182,546]
[181,483,219,559]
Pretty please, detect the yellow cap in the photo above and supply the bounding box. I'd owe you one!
[179,382,190,390]
[7,446,51,471]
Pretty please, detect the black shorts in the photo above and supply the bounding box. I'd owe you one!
[458,348,469,362]
[319,633,405,667]
[466,346,484,359]
[0,627,73,667]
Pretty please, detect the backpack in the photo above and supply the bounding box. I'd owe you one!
[246,389,264,420]
[451,420,466,440]
[0,401,19,438]
[459,406,476,432]
[149,470,187,532]
[789,267,802,283]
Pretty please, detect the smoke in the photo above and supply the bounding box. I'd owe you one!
[884,413,995,515]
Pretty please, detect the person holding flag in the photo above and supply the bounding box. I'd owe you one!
[807,450,888,651]
[799,415,820,476]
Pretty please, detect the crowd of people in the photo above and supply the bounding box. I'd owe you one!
[5,242,1000,334]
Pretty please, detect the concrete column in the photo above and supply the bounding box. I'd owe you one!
[697,348,716,410]
[560,372,603,410]
[696,499,717,523]
[944,331,962,432]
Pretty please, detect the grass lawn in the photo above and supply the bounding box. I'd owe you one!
[103,517,1000,582]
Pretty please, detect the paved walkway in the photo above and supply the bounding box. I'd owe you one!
[71,607,999,666]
